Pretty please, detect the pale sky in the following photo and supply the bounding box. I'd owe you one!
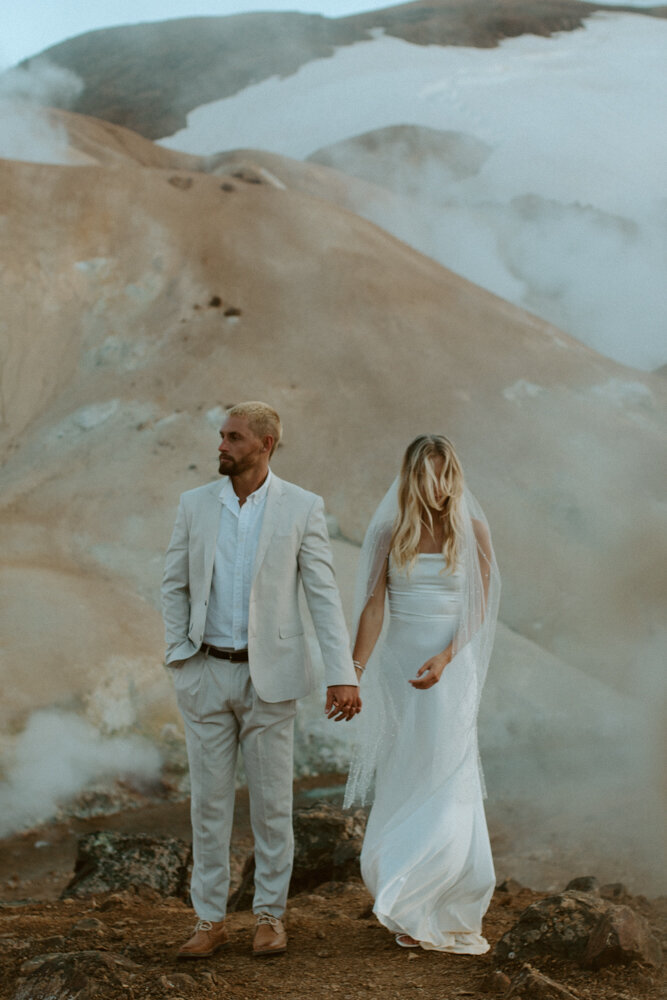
[2,0,656,67]
[2,1,382,67]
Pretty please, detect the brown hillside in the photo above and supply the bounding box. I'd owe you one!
[1,147,664,703]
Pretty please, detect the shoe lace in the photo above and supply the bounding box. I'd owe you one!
[256,912,280,928]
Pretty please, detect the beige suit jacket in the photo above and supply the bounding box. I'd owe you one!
[161,474,357,702]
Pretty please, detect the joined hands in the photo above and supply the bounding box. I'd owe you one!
[325,685,362,721]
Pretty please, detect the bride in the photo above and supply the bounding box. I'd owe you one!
[344,435,500,953]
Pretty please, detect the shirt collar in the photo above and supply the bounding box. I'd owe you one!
[219,468,272,508]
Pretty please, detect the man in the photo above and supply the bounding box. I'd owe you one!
[162,401,360,959]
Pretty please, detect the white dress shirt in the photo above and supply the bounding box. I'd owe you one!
[203,470,272,650]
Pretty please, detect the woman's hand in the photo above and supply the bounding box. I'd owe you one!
[409,650,451,689]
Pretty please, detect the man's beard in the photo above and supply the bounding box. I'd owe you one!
[219,457,236,475]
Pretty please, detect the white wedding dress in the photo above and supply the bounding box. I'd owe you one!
[359,553,495,953]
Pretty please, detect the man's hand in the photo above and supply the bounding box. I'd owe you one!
[325,685,362,721]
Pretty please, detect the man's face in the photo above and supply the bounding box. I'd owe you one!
[218,415,269,476]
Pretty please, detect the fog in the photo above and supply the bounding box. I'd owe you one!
[0,59,86,164]
[312,135,667,370]
[0,710,162,837]
[161,16,667,369]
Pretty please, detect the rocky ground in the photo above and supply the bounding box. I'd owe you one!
[0,785,664,1000]
[2,881,663,1000]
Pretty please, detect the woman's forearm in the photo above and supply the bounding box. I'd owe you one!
[352,602,385,675]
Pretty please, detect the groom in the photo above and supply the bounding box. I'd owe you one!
[161,401,360,958]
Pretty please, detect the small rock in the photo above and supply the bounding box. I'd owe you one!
[70,917,106,934]
[407,952,419,960]
[635,969,655,991]
[565,876,599,895]
[0,937,31,954]
[599,883,628,901]
[168,176,193,190]
[170,973,196,988]
[507,964,579,999]
[497,878,523,896]
[160,972,196,989]
[39,936,66,950]
[98,891,134,910]
[480,969,512,994]
[583,904,663,969]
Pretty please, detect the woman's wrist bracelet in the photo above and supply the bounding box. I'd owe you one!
[353,659,365,673]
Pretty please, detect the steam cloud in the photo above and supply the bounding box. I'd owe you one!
[0,58,85,164]
[0,710,162,836]
[310,136,667,371]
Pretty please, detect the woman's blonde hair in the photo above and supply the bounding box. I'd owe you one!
[391,434,464,572]
[227,401,282,456]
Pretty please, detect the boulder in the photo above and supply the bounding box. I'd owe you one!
[61,831,192,901]
[582,904,663,969]
[495,890,608,963]
[13,951,140,1000]
[496,889,663,971]
[229,801,366,911]
[506,964,580,999]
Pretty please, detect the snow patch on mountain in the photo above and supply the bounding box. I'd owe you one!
[159,15,667,370]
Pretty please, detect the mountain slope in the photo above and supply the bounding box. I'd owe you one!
[1,148,664,690]
[18,1,665,139]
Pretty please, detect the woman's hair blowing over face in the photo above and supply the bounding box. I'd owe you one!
[391,435,464,572]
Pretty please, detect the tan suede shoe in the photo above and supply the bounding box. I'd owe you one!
[177,918,229,959]
[252,912,287,957]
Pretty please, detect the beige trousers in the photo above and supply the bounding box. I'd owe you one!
[173,651,297,921]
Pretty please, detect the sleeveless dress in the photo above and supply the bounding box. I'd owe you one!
[359,554,495,953]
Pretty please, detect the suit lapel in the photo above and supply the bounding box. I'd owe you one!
[252,475,285,579]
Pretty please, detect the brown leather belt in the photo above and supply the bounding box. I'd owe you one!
[202,643,249,662]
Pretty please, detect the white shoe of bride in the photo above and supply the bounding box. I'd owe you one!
[395,933,420,948]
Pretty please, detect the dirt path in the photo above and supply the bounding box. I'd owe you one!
[2,882,664,1000]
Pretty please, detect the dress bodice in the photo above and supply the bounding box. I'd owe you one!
[387,553,464,623]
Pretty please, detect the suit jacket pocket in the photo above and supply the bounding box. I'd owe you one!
[279,621,304,639]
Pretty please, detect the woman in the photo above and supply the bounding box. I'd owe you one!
[344,435,500,953]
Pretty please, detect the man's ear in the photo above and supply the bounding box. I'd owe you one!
[263,435,275,455]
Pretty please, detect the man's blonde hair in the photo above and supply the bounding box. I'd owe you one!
[227,401,282,456]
